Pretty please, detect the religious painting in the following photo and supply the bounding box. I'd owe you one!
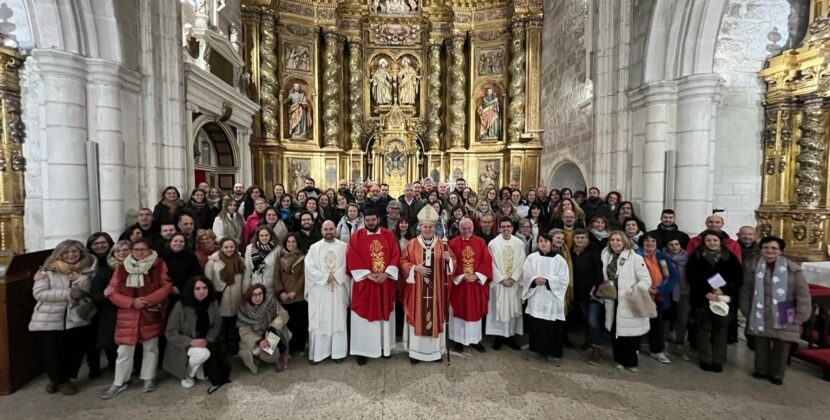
[370,0,420,15]
[370,56,394,107]
[325,159,337,188]
[476,48,504,76]
[288,158,311,193]
[283,81,313,139]
[478,159,501,192]
[350,160,362,184]
[511,157,522,183]
[283,43,312,72]
[451,159,464,182]
[475,84,503,141]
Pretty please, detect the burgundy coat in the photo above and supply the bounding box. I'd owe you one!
[108,258,172,346]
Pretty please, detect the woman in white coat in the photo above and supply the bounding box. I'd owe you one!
[601,230,652,372]
[244,226,283,294]
[204,237,245,355]
[522,232,570,365]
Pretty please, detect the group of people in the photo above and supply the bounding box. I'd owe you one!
[28,177,814,399]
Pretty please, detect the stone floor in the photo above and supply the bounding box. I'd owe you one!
[1,338,828,420]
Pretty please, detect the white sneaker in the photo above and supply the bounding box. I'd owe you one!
[625,367,639,373]
[614,364,625,370]
[181,377,195,389]
[650,352,671,364]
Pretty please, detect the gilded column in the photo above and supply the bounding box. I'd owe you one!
[508,20,527,144]
[323,31,344,149]
[0,37,25,256]
[347,40,363,151]
[448,33,466,149]
[259,10,279,142]
[525,15,542,136]
[426,44,442,151]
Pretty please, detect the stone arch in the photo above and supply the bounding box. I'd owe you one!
[548,160,587,192]
[643,0,728,83]
[22,0,124,61]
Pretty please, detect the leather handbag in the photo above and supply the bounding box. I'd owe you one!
[595,280,618,300]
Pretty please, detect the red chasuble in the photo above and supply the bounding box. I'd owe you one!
[401,238,456,338]
[346,227,401,322]
[448,235,493,322]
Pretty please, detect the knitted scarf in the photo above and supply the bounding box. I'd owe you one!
[591,228,609,240]
[47,254,95,275]
[749,257,789,333]
[701,247,722,267]
[223,213,243,242]
[251,240,275,275]
[189,198,206,209]
[162,199,183,212]
[123,251,158,288]
[236,293,279,335]
[218,251,244,286]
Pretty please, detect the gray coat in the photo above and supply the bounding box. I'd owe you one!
[740,258,812,343]
[163,300,221,380]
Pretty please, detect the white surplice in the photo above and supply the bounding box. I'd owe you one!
[449,271,487,346]
[304,239,351,362]
[486,235,527,337]
[349,230,399,358]
[521,252,570,322]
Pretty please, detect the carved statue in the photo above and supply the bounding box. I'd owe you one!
[385,145,406,176]
[479,162,499,191]
[284,83,313,138]
[374,0,418,14]
[229,24,241,54]
[371,58,394,106]
[478,88,501,139]
[397,57,420,105]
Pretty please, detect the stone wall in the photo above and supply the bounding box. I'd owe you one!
[713,0,789,235]
[540,0,593,188]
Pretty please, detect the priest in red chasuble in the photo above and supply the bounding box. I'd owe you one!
[346,209,400,365]
[447,218,492,353]
[401,205,456,363]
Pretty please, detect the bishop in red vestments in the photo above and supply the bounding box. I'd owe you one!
[448,218,492,352]
[346,209,400,364]
[401,205,456,363]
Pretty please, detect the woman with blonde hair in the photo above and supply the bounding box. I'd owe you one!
[29,240,97,395]
[601,230,652,372]
[194,229,218,269]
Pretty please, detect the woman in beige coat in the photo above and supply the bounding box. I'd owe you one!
[205,237,245,355]
[29,240,97,395]
[237,284,291,373]
[602,231,652,372]
[741,236,812,385]
[244,226,283,294]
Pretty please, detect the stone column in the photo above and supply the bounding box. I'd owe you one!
[259,11,279,143]
[508,20,527,145]
[347,40,363,152]
[448,33,466,149]
[0,40,24,255]
[631,81,676,226]
[323,31,344,149]
[675,74,720,232]
[238,127,253,186]
[426,43,442,151]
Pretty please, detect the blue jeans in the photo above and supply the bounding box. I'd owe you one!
[575,300,603,347]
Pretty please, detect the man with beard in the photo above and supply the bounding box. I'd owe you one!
[448,218,492,353]
[486,217,527,350]
[569,228,604,364]
[346,210,400,365]
[580,187,613,225]
[362,184,388,222]
[649,209,691,250]
[338,179,355,202]
[305,220,351,364]
[475,213,498,243]
[231,183,245,208]
[560,210,579,248]
[400,206,457,363]
[294,212,322,253]
[153,221,178,253]
[303,177,322,199]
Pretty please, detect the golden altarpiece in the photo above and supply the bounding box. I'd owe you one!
[240,0,543,198]
[759,0,830,260]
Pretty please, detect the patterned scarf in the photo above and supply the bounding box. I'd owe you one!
[218,251,244,286]
[749,257,789,333]
[236,293,279,335]
[251,240,275,275]
[605,251,622,283]
[47,254,95,275]
[123,251,158,288]
[701,247,722,267]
